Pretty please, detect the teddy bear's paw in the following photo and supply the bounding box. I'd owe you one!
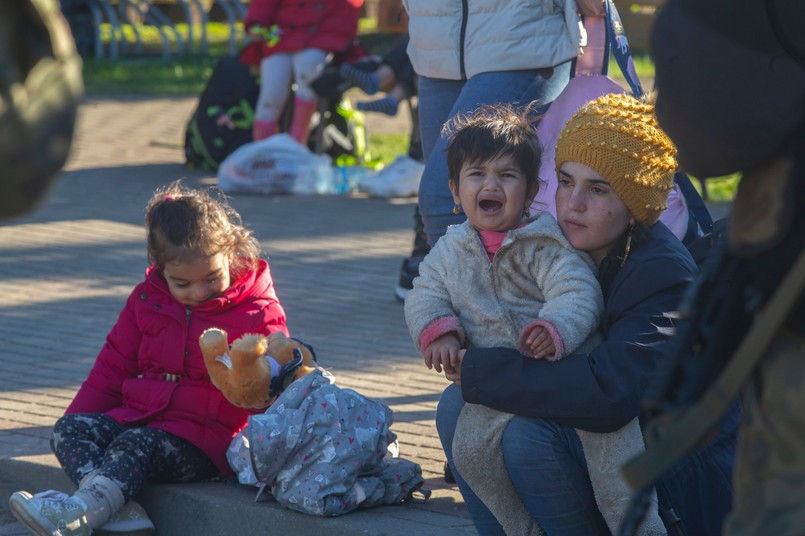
[200,328,229,361]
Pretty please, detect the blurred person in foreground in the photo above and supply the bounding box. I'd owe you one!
[650,1,805,534]
[0,0,83,220]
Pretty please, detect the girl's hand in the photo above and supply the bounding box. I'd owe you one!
[524,325,556,359]
[423,333,461,373]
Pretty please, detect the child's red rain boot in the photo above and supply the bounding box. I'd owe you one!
[253,119,277,141]
[288,97,317,146]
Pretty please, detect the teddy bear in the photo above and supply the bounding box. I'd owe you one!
[200,328,319,409]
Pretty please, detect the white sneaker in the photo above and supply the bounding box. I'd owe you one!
[95,501,155,536]
[9,490,90,536]
[358,156,424,198]
[10,491,155,536]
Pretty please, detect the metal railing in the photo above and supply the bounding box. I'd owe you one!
[85,0,248,59]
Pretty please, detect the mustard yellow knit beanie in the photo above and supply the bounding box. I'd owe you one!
[554,93,678,225]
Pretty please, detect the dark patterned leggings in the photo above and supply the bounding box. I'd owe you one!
[51,413,219,502]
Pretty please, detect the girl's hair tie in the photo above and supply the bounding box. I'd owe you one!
[163,195,176,202]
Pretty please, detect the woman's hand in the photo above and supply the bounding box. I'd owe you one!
[444,349,465,386]
[423,333,461,373]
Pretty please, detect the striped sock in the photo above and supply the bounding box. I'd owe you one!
[357,95,400,116]
[339,64,380,94]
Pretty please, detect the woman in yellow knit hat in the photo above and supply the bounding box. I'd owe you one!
[434,93,738,536]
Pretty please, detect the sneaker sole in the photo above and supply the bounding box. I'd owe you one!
[8,492,59,536]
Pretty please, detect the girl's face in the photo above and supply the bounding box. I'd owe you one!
[555,161,634,265]
[162,253,231,306]
[449,153,535,233]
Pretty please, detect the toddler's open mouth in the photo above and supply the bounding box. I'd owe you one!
[479,199,502,212]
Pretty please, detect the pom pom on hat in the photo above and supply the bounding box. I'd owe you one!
[554,93,678,225]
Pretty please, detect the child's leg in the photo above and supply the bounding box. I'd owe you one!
[254,53,293,140]
[51,413,126,486]
[576,418,666,535]
[288,48,328,145]
[10,414,129,534]
[356,83,407,116]
[10,423,217,534]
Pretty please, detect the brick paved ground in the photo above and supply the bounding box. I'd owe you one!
[0,96,473,534]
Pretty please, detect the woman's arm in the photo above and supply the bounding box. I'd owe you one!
[461,255,694,432]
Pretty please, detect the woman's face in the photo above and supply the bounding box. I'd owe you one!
[555,162,634,265]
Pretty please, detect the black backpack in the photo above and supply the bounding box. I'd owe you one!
[184,56,259,171]
[184,56,364,171]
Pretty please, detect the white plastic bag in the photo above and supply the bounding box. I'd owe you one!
[217,134,334,195]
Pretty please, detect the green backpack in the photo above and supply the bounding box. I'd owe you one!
[0,0,83,219]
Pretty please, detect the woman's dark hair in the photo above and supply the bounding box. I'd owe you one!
[597,222,651,297]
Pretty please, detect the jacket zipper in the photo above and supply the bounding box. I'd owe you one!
[459,0,468,80]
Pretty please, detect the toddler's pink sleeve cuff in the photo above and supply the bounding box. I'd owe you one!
[419,316,464,352]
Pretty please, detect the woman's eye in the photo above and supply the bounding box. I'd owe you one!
[591,186,606,195]
[557,178,571,187]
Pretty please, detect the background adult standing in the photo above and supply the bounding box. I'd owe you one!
[401,0,603,248]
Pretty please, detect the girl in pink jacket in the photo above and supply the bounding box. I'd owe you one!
[240,0,363,144]
[9,181,289,536]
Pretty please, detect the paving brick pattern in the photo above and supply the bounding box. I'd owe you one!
[0,96,470,534]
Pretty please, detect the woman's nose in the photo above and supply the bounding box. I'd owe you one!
[562,188,585,212]
[565,187,585,211]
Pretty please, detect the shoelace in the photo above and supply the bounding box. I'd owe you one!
[31,490,71,506]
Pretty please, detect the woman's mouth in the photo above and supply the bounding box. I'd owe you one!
[563,219,585,230]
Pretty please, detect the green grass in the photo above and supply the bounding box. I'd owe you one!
[364,133,409,166]
[692,173,740,203]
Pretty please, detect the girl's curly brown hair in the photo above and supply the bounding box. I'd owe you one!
[145,180,260,278]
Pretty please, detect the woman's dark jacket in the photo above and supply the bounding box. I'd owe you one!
[460,221,737,536]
